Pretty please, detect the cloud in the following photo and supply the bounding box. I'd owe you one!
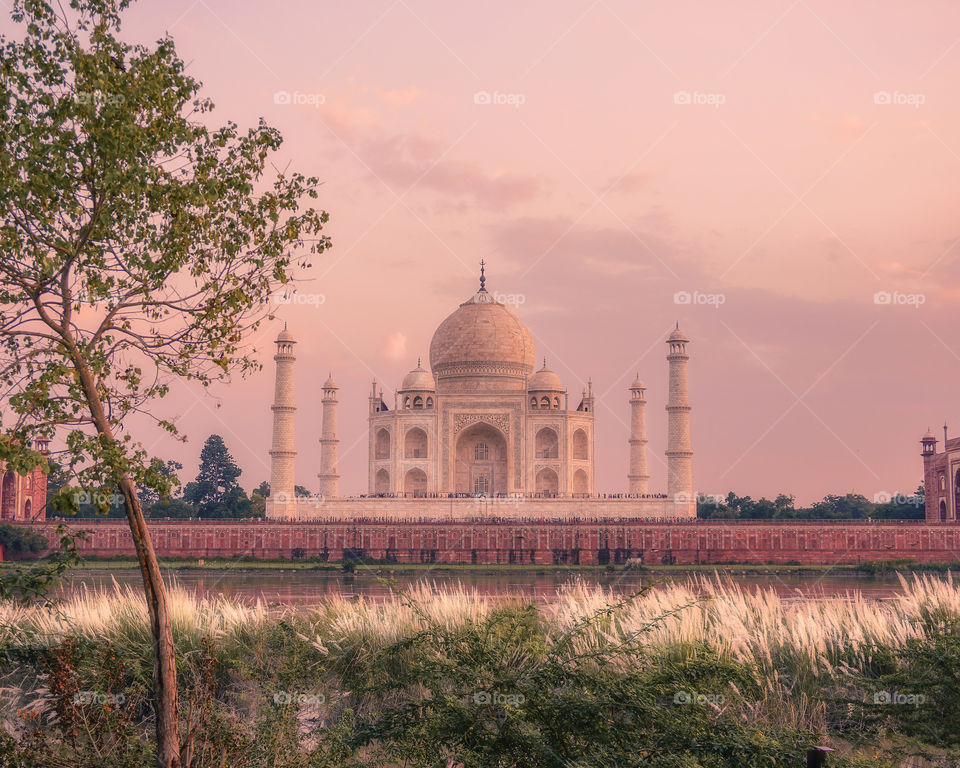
[310,83,540,210]
[374,86,421,106]
[381,331,408,360]
[357,132,540,210]
[601,171,650,195]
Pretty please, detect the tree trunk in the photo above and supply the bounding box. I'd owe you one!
[72,357,181,767]
[119,474,181,768]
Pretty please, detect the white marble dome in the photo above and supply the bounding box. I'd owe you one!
[528,362,563,392]
[401,361,436,391]
[429,289,535,388]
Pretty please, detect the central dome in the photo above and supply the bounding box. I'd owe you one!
[429,289,536,389]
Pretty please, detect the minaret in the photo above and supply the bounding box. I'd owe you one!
[944,422,953,521]
[665,324,693,507]
[268,326,297,517]
[318,373,340,499]
[921,428,938,522]
[628,375,649,494]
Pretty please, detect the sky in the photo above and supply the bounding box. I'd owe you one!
[7,0,960,504]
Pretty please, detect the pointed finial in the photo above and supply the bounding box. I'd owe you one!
[417,356,421,368]
[284,321,288,330]
[543,357,547,369]
[479,259,487,292]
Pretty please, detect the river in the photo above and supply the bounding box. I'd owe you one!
[59,567,935,605]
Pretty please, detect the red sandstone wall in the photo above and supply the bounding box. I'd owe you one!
[27,519,960,566]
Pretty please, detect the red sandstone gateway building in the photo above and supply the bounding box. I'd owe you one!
[922,427,960,522]
[0,439,49,523]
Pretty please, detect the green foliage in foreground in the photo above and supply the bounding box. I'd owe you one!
[319,600,814,768]
[2,588,947,768]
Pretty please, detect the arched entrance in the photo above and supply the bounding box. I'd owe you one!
[955,469,960,521]
[405,428,428,459]
[0,471,16,520]
[572,429,588,460]
[375,429,391,459]
[374,468,390,495]
[573,469,588,496]
[455,422,507,496]
[536,468,559,497]
[535,427,559,459]
[405,468,427,497]
[941,499,947,521]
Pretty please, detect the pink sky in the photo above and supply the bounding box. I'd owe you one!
[9,0,960,503]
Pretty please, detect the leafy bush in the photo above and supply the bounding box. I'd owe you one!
[0,523,48,556]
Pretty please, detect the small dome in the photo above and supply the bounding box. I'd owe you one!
[323,373,337,389]
[276,327,295,343]
[922,428,937,441]
[630,374,646,390]
[667,324,688,342]
[401,361,436,391]
[528,361,563,392]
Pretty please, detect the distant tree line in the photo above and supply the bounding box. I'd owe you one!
[697,488,926,520]
[47,434,313,520]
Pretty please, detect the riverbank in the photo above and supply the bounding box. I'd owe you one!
[0,575,955,766]
[7,554,956,576]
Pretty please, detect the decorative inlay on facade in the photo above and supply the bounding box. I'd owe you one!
[453,413,511,435]
[435,362,532,378]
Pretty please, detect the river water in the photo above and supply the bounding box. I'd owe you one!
[60,568,935,605]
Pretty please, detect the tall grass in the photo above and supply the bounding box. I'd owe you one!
[0,573,953,679]
[0,574,956,766]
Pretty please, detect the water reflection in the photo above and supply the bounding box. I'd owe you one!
[61,568,929,605]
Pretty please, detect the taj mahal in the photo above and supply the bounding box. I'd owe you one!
[266,265,696,520]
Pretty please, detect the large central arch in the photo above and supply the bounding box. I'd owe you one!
[455,422,508,496]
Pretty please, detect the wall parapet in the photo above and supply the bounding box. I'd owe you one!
[23,518,960,566]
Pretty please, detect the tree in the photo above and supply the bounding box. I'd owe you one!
[183,435,247,517]
[138,459,183,514]
[248,491,266,518]
[0,1,330,764]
